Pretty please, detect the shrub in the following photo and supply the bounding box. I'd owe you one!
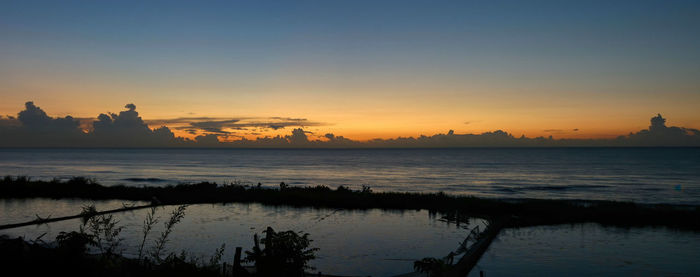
[244,227,319,277]
[414,257,451,277]
[56,231,93,255]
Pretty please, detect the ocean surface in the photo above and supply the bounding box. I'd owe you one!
[1,147,699,204]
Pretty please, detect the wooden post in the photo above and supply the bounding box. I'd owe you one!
[264,227,274,256]
[253,234,259,250]
[234,247,242,267]
[480,270,484,277]
[222,262,227,276]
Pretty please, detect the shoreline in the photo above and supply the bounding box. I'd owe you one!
[2,176,699,231]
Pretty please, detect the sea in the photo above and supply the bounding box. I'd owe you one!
[1,147,699,204]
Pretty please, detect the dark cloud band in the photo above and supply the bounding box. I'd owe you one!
[1,102,699,148]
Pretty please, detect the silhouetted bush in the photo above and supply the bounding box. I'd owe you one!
[245,227,319,277]
[56,231,93,255]
[361,185,372,193]
[414,257,451,277]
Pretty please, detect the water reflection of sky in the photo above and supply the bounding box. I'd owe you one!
[2,199,700,276]
[0,199,480,276]
[468,223,700,277]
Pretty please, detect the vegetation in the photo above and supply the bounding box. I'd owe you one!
[0,204,225,276]
[138,206,158,260]
[0,202,319,277]
[2,175,699,275]
[414,257,452,277]
[150,205,187,262]
[2,176,699,230]
[244,227,319,277]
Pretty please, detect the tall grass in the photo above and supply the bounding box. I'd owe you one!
[151,205,187,262]
[138,206,159,260]
[80,204,124,257]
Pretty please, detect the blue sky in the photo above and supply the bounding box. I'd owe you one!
[1,0,699,140]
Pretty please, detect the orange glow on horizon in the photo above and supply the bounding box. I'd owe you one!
[162,123,651,143]
[2,88,698,142]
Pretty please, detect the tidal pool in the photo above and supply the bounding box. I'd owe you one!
[5,199,698,276]
[468,223,700,276]
[0,199,480,276]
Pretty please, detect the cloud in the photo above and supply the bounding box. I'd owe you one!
[188,119,241,134]
[144,117,230,125]
[0,102,328,147]
[0,102,84,147]
[195,133,221,146]
[544,128,580,133]
[162,116,326,135]
[0,102,187,147]
[18,101,81,133]
[464,120,483,125]
[1,102,699,148]
[93,104,152,135]
[618,114,700,146]
[88,104,185,147]
[0,115,21,128]
[289,128,309,144]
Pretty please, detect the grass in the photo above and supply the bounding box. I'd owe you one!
[0,204,223,277]
[2,176,700,230]
[0,201,320,277]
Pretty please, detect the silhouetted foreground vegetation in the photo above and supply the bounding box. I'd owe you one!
[245,227,319,277]
[2,176,700,230]
[0,204,225,277]
[0,236,225,277]
[0,203,321,277]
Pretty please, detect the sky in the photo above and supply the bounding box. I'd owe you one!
[1,0,699,142]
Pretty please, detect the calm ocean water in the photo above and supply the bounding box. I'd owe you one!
[1,148,699,204]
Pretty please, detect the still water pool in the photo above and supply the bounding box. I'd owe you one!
[468,223,700,276]
[2,199,699,276]
[0,199,479,276]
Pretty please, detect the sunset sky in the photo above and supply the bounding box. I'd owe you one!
[1,0,699,141]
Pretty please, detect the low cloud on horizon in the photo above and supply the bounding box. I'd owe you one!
[1,102,699,148]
